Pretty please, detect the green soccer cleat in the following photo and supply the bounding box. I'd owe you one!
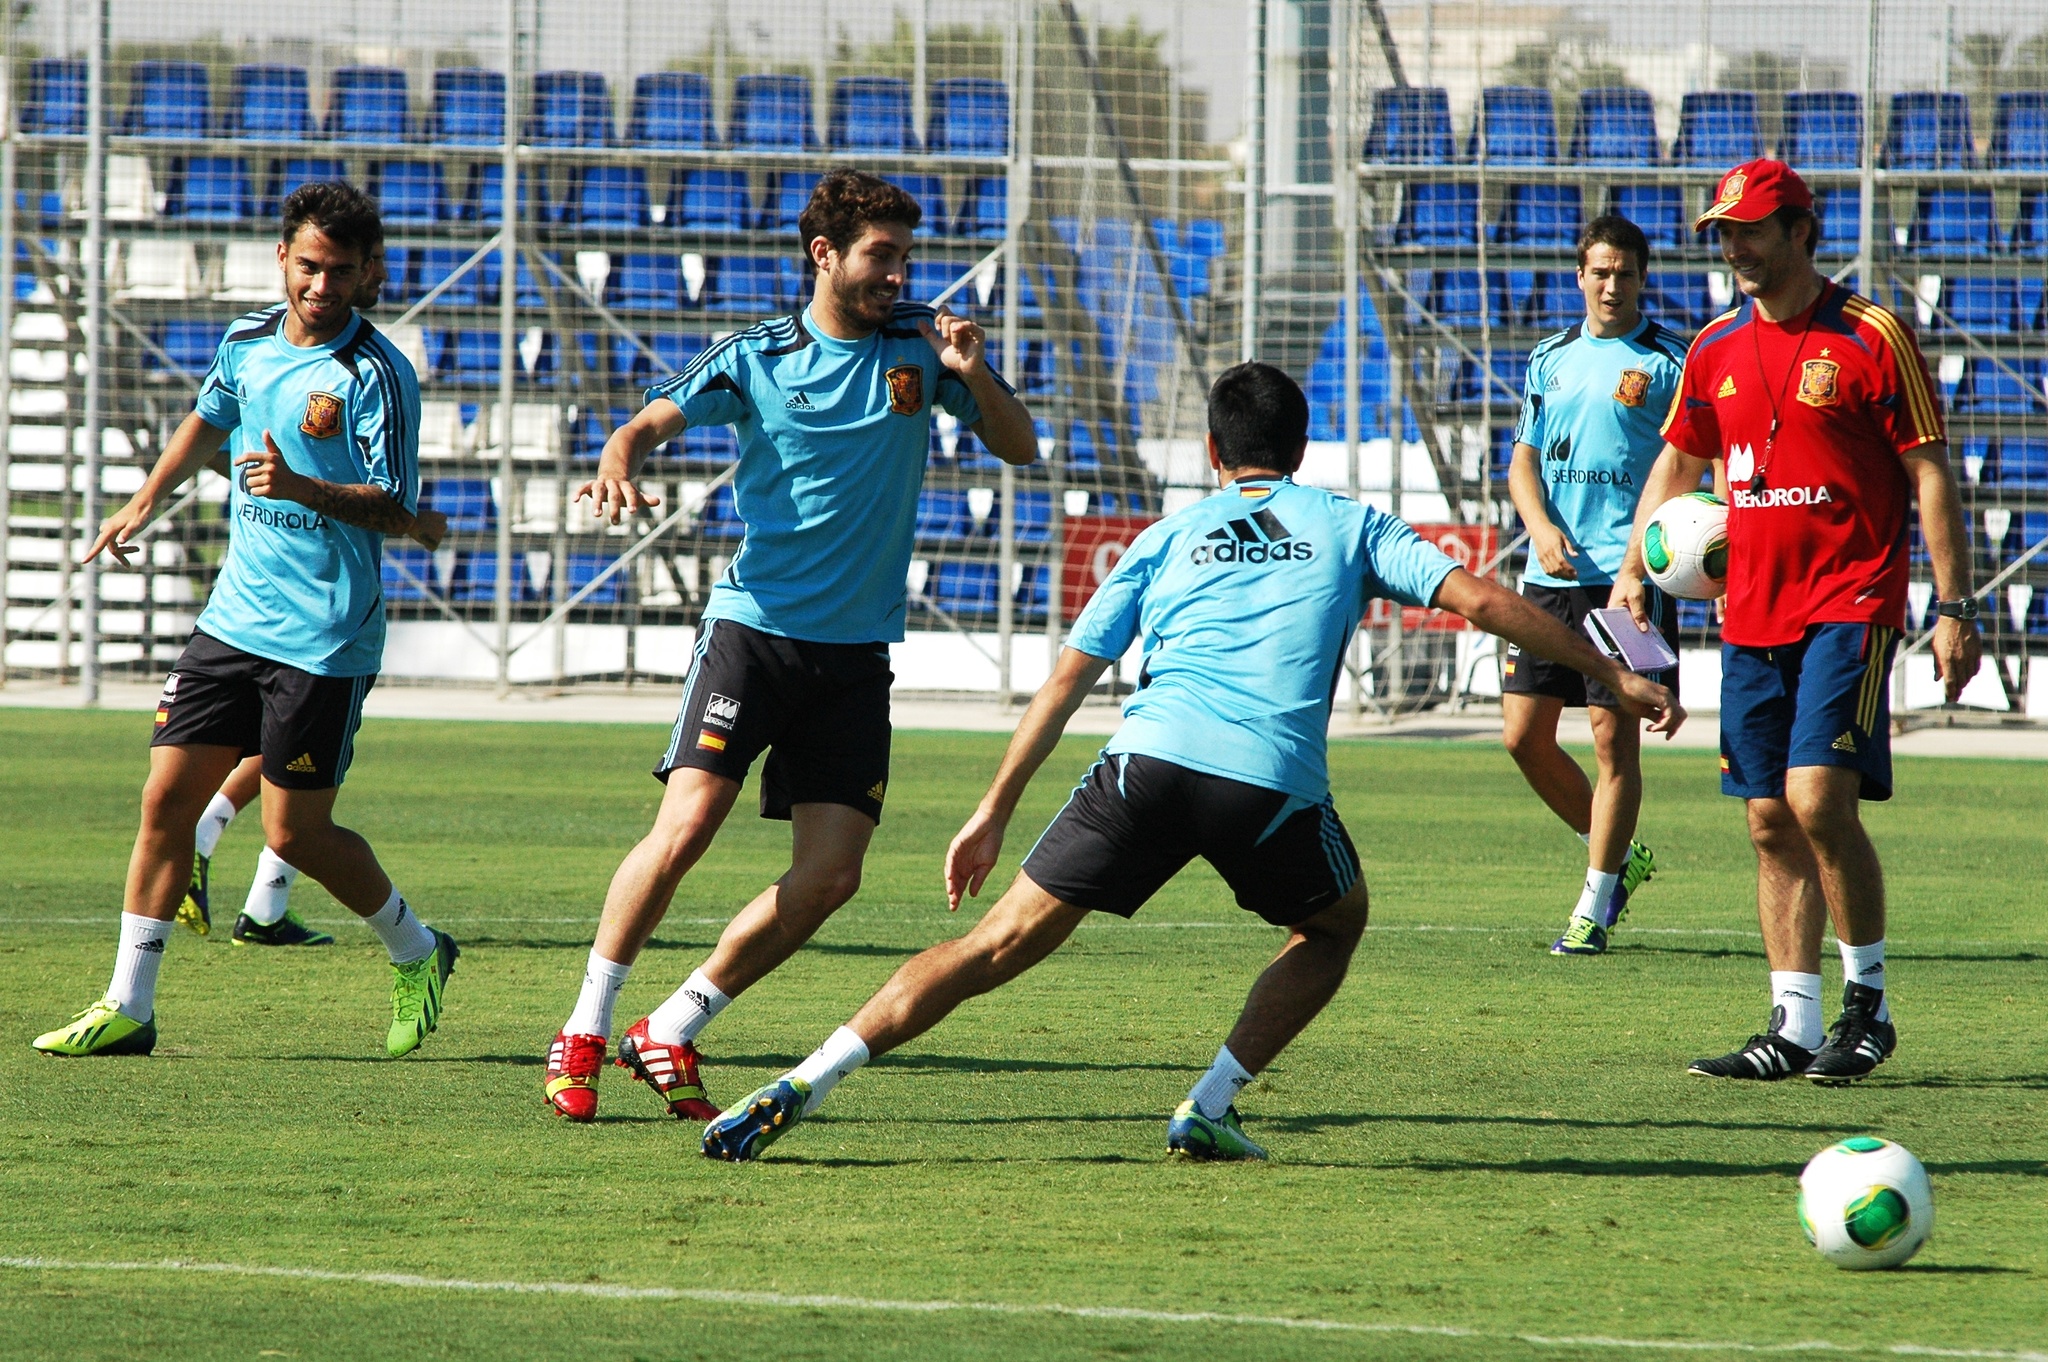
[701,1078,811,1162]
[177,852,211,936]
[31,996,158,1057]
[1166,1100,1268,1161]
[232,910,335,947]
[1619,839,1656,900]
[1550,915,1609,955]
[386,928,458,1058]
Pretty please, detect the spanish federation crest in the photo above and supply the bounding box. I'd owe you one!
[1714,170,1748,209]
[300,390,344,439]
[1797,358,1841,408]
[884,363,924,416]
[1613,368,1652,408]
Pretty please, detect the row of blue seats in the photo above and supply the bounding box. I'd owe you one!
[19,60,1009,154]
[381,547,622,604]
[1957,437,2048,490]
[1368,86,2048,170]
[1394,182,2048,258]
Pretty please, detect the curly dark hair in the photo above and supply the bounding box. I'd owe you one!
[280,181,384,256]
[796,168,921,274]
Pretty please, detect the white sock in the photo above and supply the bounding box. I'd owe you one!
[240,847,301,926]
[194,793,238,859]
[644,968,731,1045]
[1188,1044,1256,1120]
[107,912,173,1022]
[563,950,632,1039]
[1577,831,1591,846]
[1770,971,1825,1049]
[1573,868,1620,924]
[1839,937,1890,1021]
[363,887,435,965]
[787,1025,871,1114]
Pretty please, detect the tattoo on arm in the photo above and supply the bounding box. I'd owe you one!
[294,479,416,535]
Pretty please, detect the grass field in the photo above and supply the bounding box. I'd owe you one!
[1,707,2043,1362]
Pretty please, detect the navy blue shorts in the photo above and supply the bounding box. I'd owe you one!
[1719,623,1900,803]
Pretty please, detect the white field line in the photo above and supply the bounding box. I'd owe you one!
[0,1257,2041,1360]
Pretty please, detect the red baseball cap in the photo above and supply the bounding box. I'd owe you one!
[1692,158,1815,232]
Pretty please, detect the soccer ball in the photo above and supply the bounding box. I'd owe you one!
[1797,1137,1934,1270]
[1640,492,1729,601]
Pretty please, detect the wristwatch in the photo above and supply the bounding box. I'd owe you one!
[1935,597,1979,621]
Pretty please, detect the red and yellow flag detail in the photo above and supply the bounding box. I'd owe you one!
[696,730,727,752]
[1719,755,1731,772]
[155,709,170,725]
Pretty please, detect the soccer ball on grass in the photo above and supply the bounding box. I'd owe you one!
[1797,1137,1934,1270]
[1641,492,1729,601]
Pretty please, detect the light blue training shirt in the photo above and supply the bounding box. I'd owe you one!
[1066,478,1461,802]
[651,302,1009,644]
[1513,317,1686,588]
[193,306,422,676]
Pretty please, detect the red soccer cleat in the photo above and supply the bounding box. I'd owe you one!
[545,1030,606,1122]
[615,1017,720,1122]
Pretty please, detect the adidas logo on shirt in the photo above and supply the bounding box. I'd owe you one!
[1716,376,1738,398]
[1189,507,1315,566]
[785,391,815,411]
[1832,731,1858,753]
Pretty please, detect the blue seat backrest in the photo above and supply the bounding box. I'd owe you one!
[1364,86,1454,163]
[227,65,313,140]
[1570,87,1660,164]
[372,161,449,226]
[831,76,915,152]
[1611,184,1685,247]
[266,157,348,215]
[669,168,750,231]
[22,59,88,135]
[423,477,496,531]
[1394,182,1478,246]
[1472,86,1556,164]
[1495,183,1580,245]
[529,70,613,146]
[325,67,409,142]
[730,74,816,150]
[628,72,714,149]
[885,174,946,233]
[928,78,1009,155]
[1913,188,2000,256]
[573,165,649,227]
[125,60,211,138]
[1992,91,2048,170]
[1887,91,1974,169]
[169,157,254,221]
[1781,91,1862,169]
[758,171,821,232]
[1675,91,1761,166]
[430,68,507,146]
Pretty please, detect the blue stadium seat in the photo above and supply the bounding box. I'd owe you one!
[831,76,916,151]
[697,483,745,538]
[707,256,793,313]
[1674,91,1762,166]
[379,247,418,305]
[1471,86,1556,164]
[931,562,1001,617]
[1176,218,1225,298]
[325,67,410,142]
[1524,271,1580,330]
[414,247,484,307]
[927,78,1009,155]
[422,476,496,531]
[1675,599,1715,633]
[147,320,227,380]
[915,490,973,544]
[1014,563,1050,620]
[1992,91,2048,170]
[430,330,505,383]
[570,165,650,227]
[382,547,436,601]
[265,157,348,215]
[611,332,701,389]
[1645,273,1712,328]
[1814,187,1862,256]
[668,168,750,231]
[1956,358,2047,414]
[1610,184,1685,247]
[1430,269,1489,327]
[1886,91,1974,168]
[2018,277,2046,332]
[370,161,451,227]
[1495,183,1580,245]
[477,251,548,308]
[1393,182,1478,246]
[1013,489,1054,541]
[451,551,533,603]
[429,68,506,146]
[608,253,681,309]
[2013,190,2048,258]
[124,60,210,138]
[628,72,715,148]
[1363,86,1454,163]
[758,171,821,231]
[466,163,545,224]
[1780,91,1862,169]
[566,553,623,605]
[684,419,739,465]
[166,158,254,222]
[885,174,946,233]
[729,73,816,150]
[1911,188,2000,256]
[528,70,613,146]
[1937,278,2015,334]
[959,177,1007,238]
[1998,438,2048,488]
[20,59,87,135]
[1442,350,1528,405]
[1570,87,1660,164]
[906,260,957,304]
[223,64,312,141]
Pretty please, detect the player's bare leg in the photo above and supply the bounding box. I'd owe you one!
[182,752,266,936]
[1217,884,1370,1073]
[220,754,263,810]
[694,802,877,997]
[129,743,248,921]
[1586,706,1643,877]
[1501,692,1591,835]
[591,767,743,965]
[1777,764,1895,1080]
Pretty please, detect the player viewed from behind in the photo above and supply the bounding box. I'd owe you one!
[35,184,460,1060]
[1613,159,1981,1084]
[1503,215,1687,956]
[180,244,445,951]
[700,362,1683,1163]
[542,169,1039,1123]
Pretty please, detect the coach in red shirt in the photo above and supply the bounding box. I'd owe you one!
[1614,158,1981,1086]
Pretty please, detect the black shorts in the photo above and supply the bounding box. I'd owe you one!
[1502,582,1679,708]
[150,631,375,790]
[655,618,894,823]
[1020,752,1363,927]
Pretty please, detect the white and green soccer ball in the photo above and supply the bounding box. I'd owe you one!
[1641,492,1729,601]
[1797,1137,1934,1270]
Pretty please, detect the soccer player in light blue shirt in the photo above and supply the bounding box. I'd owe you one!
[540,170,1040,1124]
[700,362,1682,1164]
[1502,214,1689,957]
[40,185,459,1062]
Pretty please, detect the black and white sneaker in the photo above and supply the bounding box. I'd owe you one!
[1688,1009,1816,1080]
[1805,982,1896,1086]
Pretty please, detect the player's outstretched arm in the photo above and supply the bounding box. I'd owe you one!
[1903,441,1983,702]
[236,430,418,536]
[1437,567,1685,737]
[575,398,685,524]
[924,307,1037,467]
[1508,440,1578,580]
[1609,442,1713,628]
[945,646,1114,909]
[81,411,233,566]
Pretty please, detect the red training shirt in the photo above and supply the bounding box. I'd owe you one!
[1661,282,1945,647]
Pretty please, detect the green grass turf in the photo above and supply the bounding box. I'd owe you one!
[0,707,2042,1362]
